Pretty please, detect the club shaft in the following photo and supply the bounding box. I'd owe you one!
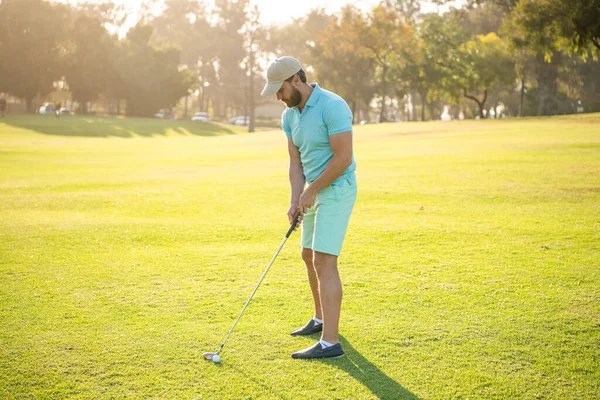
[216,235,289,354]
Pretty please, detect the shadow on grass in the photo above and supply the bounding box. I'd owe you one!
[324,336,419,400]
[221,336,418,399]
[3,115,238,138]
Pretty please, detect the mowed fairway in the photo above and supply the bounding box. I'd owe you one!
[1,114,599,399]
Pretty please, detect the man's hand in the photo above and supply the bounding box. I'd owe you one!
[298,186,317,216]
[287,204,303,231]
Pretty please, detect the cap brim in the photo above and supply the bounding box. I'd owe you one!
[261,80,284,96]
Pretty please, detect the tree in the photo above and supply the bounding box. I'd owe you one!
[357,4,415,122]
[74,2,128,31]
[446,0,599,56]
[467,0,600,53]
[113,24,193,117]
[310,6,376,123]
[150,0,219,116]
[265,8,334,64]
[212,0,250,117]
[0,0,70,112]
[506,2,568,115]
[460,1,508,36]
[576,55,600,112]
[512,48,537,116]
[399,36,443,121]
[241,4,264,132]
[565,0,600,52]
[460,33,516,117]
[384,0,421,22]
[433,0,519,13]
[418,13,470,117]
[151,0,205,66]
[65,13,115,114]
[440,0,599,117]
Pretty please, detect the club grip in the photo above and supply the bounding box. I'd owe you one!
[285,212,301,238]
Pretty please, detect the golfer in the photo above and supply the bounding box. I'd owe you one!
[261,57,357,359]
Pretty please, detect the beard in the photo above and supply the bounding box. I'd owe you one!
[284,86,302,108]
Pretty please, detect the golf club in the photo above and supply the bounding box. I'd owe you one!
[204,213,300,363]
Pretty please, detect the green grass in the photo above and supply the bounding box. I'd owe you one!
[2,114,249,138]
[1,114,599,399]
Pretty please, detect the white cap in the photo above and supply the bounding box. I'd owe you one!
[261,56,303,96]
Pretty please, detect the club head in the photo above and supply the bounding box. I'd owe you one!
[203,352,217,360]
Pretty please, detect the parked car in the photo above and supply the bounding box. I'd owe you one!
[191,112,210,122]
[359,119,379,125]
[225,115,250,126]
[39,104,56,115]
[154,109,174,119]
[59,107,73,116]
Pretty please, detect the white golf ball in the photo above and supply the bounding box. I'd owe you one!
[212,355,221,363]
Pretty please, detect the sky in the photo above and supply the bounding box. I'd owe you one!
[256,0,443,26]
[251,0,383,26]
[60,0,443,31]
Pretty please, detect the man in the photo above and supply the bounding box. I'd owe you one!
[261,57,357,359]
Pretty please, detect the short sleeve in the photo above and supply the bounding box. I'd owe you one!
[323,100,353,135]
[282,111,292,138]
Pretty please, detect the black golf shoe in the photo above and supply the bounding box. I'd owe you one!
[291,342,344,359]
[290,319,323,336]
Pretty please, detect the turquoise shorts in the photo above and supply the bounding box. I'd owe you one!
[301,173,357,256]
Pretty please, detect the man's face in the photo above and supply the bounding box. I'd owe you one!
[277,79,301,108]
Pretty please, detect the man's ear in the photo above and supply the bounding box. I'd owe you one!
[291,74,300,86]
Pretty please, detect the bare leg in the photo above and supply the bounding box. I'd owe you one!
[313,251,342,344]
[302,248,322,320]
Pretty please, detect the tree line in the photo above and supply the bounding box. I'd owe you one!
[0,0,598,122]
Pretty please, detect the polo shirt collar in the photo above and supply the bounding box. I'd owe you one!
[305,83,321,108]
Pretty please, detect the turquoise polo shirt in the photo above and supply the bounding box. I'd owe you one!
[281,83,356,185]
